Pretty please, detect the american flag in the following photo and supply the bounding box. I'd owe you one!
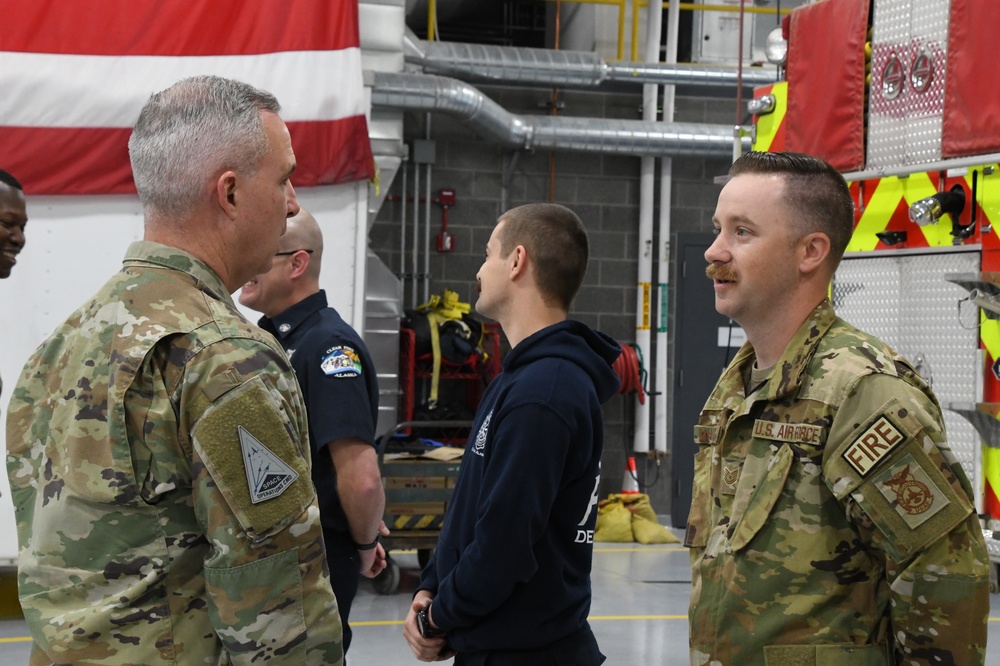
[0,0,375,195]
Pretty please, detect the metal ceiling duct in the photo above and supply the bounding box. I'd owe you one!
[402,29,777,89]
[371,71,747,158]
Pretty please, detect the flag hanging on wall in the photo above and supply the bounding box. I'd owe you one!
[0,0,375,195]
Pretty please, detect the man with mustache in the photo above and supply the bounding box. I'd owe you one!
[687,151,989,665]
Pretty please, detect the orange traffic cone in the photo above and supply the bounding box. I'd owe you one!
[621,456,640,494]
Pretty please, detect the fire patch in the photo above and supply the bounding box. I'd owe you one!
[873,454,948,528]
[844,415,904,476]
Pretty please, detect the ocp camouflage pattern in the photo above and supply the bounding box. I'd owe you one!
[686,300,989,666]
[6,241,343,665]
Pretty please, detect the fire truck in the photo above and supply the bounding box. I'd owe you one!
[750,0,1000,576]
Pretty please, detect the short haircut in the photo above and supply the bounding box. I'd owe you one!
[0,169,24,192]
[498,203,589,311]
[128,75,281,217]
[729,151,855,269]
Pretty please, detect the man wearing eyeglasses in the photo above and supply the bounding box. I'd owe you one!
[240,208,387,656]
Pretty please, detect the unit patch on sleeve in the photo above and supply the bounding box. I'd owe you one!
[872,453,949,528]
[320,345,362,377]
[240,426,299,504]
[843,414,904,476]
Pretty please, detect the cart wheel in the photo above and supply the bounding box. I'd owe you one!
[417,548,434,570]
[373,557,401,595]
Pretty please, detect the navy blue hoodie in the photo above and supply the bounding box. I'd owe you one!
[418,319,621,653]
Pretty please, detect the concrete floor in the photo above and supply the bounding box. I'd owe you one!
[2,537,999,664]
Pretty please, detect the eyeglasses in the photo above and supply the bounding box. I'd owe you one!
[274,249,314,257]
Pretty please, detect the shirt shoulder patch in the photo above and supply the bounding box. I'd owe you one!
[872,454,948,528]
[843,414,904,476]
[321,345,362,377]
[239,426,299,504]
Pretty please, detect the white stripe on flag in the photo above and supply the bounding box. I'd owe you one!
[0,49,365,127]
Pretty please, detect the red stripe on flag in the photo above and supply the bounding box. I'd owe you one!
[0,127,136,195]
[3,119,374,195]
[287,118,376,186]
[1,0,359,56]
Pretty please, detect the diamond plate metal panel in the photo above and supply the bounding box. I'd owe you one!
[867,0,949,168]
[833,251,981,489]
[867,0,909,169]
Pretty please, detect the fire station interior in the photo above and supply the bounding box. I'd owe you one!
[5,0,1000,663]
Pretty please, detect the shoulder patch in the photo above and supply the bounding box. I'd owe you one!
[694,425,720,445]
[321,345,362,377]
[240,426,299,504]
[843,414,904,476]
[192,376,312,541]
[872,454,948,528]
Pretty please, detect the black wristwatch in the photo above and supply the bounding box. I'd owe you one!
[416,602,446,638]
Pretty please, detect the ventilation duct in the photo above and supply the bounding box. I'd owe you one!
[402,30,777,90]
[371,72,747,158]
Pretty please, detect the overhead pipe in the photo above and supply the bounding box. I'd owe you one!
[402,29,776,90]
[371,71,748,159]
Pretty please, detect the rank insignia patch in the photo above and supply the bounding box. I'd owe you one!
[321,345,362,377]
[240,426,299,504]
[721,459,741,495]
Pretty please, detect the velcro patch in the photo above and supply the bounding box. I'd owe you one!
[872,453,949,528]
[721,459,741,496]
[843,415,904,476]
[694,425,719,445]
[752,420,824,444]
[192,376,312,541]
[321,345,362,377]
[240,426,299,504]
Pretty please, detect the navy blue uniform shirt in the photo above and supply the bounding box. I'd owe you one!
[259,290,379,532]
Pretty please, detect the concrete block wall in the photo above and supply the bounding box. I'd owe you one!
[369,85,739,517]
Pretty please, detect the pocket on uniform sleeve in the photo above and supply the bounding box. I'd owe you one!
[728,444,795,551]
[204,548,307,661]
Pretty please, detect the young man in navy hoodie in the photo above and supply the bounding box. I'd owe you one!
[403,203,621,665]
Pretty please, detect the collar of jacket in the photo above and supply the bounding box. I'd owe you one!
[122,240,234,307]
[718,299,838,403]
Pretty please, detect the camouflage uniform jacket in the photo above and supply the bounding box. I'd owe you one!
[5,241,343,665]
[685,300,989,666]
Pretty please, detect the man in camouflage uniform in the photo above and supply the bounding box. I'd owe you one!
[687,151,990,666]
[5,76,343,665]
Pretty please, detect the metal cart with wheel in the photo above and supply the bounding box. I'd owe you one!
[372,420,468,595]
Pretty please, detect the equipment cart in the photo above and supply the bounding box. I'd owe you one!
[372,420,468,595]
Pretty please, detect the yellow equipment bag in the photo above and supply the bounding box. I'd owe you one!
[594,493,680,544]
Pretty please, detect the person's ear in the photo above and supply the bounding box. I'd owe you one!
[216,171,238,218]
[509,245,527,279]
[290,251,310,279]
[799,232,831,275]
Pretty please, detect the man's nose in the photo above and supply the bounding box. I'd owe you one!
[286,182,300,218]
